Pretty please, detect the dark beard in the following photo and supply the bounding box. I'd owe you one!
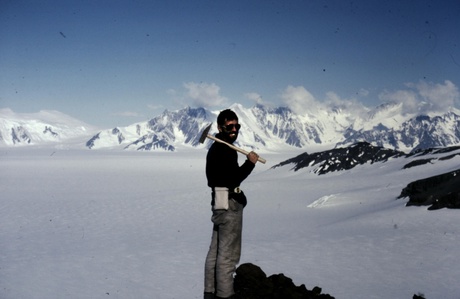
[221,131,238,143]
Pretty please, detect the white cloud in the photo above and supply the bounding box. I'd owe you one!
[379,89,419,113]
[324,91,344,106]
[112,111,141,117]
[147,104,164,110]
[183,82,227,107]
[281,85,323,115]
[324,91,369,117]
[280,86,371,118]
[357,88,370,97]
[379,80,459,114]
[415,80,459,112]
[166,88,178,97]
[244,92,263,104]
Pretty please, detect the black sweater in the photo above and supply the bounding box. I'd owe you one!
[206,134,255,190]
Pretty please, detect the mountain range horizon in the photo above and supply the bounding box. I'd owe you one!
[1,101,460,153]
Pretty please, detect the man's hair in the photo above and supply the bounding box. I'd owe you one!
[217,109,238,126]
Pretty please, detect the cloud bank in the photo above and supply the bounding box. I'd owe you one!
[244,92,264,105]
[183,82,227,107]
[379,80,459,114]
[278,80,459,117]
[172,80,459,118]
[112,111,142,117]
[280,85,322,115]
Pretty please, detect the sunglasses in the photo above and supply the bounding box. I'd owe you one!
[220,123,241,131]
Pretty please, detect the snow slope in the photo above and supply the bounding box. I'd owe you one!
[0,108,98,146]
[0,147,459,299]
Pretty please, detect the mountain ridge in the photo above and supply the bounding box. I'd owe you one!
[0,108,97,146]
[1,104,460,153]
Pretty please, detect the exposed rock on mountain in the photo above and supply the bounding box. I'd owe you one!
[274,142,460,175]
[11,125,32,144]
[272,142,405,174]
[398,169,460,210]
[403,146,460,169]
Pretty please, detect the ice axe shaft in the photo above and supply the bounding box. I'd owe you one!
[206,134,267,164]
[200,124,266,164]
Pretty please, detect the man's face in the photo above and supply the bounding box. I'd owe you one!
[219,119,240,143]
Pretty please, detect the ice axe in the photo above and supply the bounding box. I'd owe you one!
[199,123,266,164]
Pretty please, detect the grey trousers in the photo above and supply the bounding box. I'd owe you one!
[204,199,243,298]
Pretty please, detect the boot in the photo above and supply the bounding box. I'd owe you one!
[204,292,215,299]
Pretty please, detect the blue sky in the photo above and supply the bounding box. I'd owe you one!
[1,0,459,127]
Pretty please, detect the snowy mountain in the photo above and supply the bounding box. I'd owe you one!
[85,103,460,152]
[2,103,460,152]
[85,107,214,151]
[338,107,460,152]
[0,108,97,147]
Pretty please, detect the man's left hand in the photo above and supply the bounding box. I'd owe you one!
[247,151,259,164]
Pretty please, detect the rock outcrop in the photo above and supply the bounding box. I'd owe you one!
[398,169,460,210]
[234,263,334,299]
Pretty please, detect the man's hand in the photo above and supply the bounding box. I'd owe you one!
[247,151,259,164]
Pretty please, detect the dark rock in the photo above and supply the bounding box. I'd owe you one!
[234,263,428,299]
[272,142,405,175]
[234,263,273,299]
[274,143,460,178]
[234,263,334,299]
[402,158,434,169]
[408,145,460,157]
[398,169,460,209]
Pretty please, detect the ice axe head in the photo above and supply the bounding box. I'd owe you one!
[199,123,212,144]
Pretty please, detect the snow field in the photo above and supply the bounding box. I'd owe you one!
[1,148,459,299]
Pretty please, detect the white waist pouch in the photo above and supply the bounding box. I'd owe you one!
[213,187,229,210]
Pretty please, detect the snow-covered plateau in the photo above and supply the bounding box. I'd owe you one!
[1,146,459,299]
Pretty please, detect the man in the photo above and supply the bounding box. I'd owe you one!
[204,109,259,299]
